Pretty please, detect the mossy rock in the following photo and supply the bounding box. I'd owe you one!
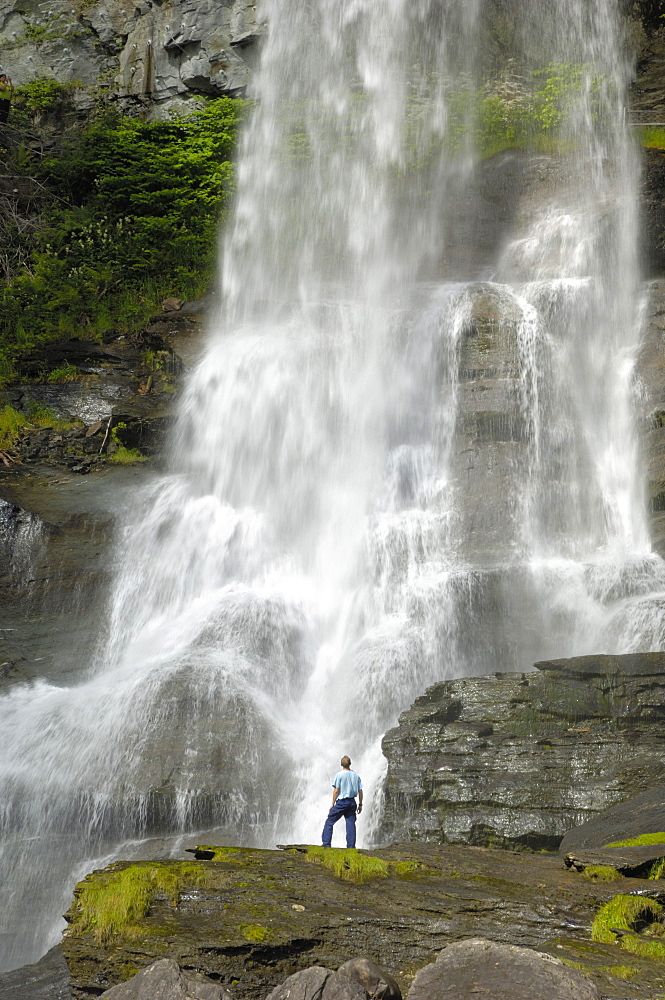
[62,842,665,1000]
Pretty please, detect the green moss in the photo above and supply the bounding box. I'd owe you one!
[559,958,588,972]
[600,966,639,981]
[391,860,428,877]
[622,936,665,961]
[605,833,665,848]
[639,126,665,150]
[240,923,270,943]
[109,446,148,464]
[304,847,389,883]
[195,846,262,864]
[591,894,663,956]
[581,865,622,882]
[70,862,207,944]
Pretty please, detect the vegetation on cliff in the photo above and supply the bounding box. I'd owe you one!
[0,59,661,385]
[0,94,245,381]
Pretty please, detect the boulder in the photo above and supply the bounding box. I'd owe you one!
[406,938,599,1000]
[266,968,369,1000]
[560,784,665,853]
[337,959,401,1000]
[381,654,665,850]
[98,958,229,999]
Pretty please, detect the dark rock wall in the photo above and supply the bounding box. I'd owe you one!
[380,653,665,850]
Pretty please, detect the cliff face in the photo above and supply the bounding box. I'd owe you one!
[1,2,664,116]
[381,653,665,851]
[0,0,261,113]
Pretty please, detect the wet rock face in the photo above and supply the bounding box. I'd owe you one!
[639,278,665,557]
[0,0,260,111]
[560,783,665,853]
[61,843,665,1000]
[380,653,665,851]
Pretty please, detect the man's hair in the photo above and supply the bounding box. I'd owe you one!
[340,755,351,768]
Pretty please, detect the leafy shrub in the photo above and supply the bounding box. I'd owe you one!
[0,97,246,381]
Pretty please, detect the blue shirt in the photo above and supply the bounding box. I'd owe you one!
[332,769,362,800]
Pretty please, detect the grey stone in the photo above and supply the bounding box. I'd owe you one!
[266,968,370,1000]
[0,0,262,112]
[406,938,599,1000]
[560,784,665,853]
[337,959,401,1000]
[99,958,229,999]
[381,653,665,850]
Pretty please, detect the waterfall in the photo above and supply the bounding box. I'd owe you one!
[1,0,664,972]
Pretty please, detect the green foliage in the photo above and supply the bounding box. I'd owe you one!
[648,857,665,880]
[581,865,622,881]
[638,126,665,150]
[0,405,28,450]
[24,23,48,43]
[46,362,80,383]
[606,833,665,847]
[71,862,207,943]
[15,78,67,113]
[0,97,245,382]
[0,403,82,449]
[304,847,389,883]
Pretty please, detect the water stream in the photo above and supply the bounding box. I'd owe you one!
[2,0,665,972]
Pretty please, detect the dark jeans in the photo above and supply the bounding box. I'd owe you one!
[322,798,357,848]
[0,101,9,124]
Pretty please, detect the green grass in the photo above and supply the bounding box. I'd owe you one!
[0,405,28,450]
[0,403,82,449]
[45,362,82,383]
[582,865,622,881]
[606,833,665,848]
[304,847,389,883]
[622,936,665,961]
[592,893,665,962]
[70,862,207,944]
[108,446,148,464]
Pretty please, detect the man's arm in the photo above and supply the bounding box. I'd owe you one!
[331,786,339,808]
[357,789,363,813]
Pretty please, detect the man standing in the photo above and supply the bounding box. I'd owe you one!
[0,73,13,125]
[321,755,363,849]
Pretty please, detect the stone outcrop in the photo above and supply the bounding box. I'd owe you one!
[0,945,70,1000]
[638,278,665,553]
[265,968,369,1000]
[61,843,665,1000]
[407,938,599,1000]
[336,960,400,1000]
[560,784,665,853]
[380,653,665,851]
[98,958,231,999]
[0,0,261,112]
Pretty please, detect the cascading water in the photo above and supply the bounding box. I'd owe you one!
[1,0,664,973]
